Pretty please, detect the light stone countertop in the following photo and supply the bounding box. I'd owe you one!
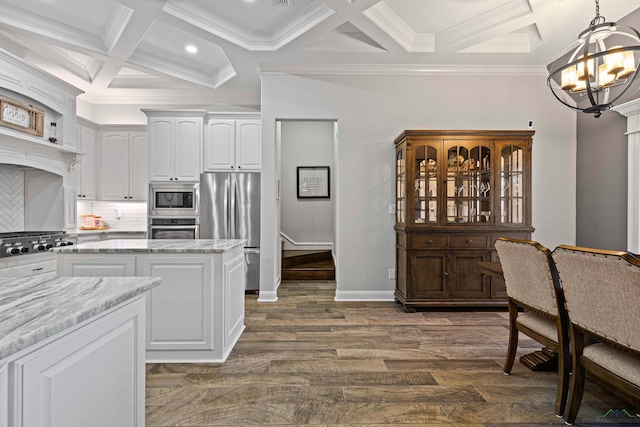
[52,239,246,254]
[0,275,161,360]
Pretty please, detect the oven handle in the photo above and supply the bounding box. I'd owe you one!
[149,226,198,230]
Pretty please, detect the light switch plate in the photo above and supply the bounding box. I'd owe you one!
[388,204,396,215]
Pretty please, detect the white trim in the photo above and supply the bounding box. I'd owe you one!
[280,232,332,251]
[257,290,278,302]
[612,98,640,253]
[334,290,395,301]
[258,63,548,77]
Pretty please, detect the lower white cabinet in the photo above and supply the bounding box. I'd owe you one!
[4,296,146,427]
[59,255,136,277]
[56,247,245,362]
[0,256,56,278]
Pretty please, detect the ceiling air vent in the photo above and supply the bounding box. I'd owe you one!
[273,0,293,6]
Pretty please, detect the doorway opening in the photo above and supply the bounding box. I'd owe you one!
[277,120,338,283]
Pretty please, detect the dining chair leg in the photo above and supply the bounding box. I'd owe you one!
[555,333,570,417]
[504,300,519,375]
[564,327,586,425]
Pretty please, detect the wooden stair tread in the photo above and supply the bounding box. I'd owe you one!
[281,250,335,281]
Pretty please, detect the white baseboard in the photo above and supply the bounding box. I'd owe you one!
[334,290,396,301]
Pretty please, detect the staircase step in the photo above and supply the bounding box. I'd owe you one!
[282,250,332,268]
[281,250,335,281]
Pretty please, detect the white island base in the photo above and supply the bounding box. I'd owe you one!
[55,239,247,363]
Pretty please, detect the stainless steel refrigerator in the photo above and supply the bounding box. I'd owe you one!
[199,172,260,291]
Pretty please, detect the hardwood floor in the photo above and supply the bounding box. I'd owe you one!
[146,281,631,426]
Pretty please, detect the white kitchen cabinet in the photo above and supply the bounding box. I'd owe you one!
[76,121,97,200]
[204,118,261,171]
[148,116,202,181]
[0,364,6,427]
[0,259,56,277]
[99,130,148,201]
[8,295,146,427]
[56,245,245,362]
[64,187,77,229]
[141,256,213,351]
[59,255,136,277]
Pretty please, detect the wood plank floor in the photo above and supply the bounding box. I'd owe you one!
[146,281,631,426]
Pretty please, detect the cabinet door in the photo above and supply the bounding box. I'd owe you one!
[148,118,174,181]
[449,251,490,299]
[64,187,77,229]
[13,297,145,427]
[77,125,96,200]
[142,256,213,351]
[204,120,236,171]
[174,117,202,181]
[129,132,148,200]
[236,120,261,170]
[409,251,448,299]
[224,253,245,347]
[100,132,130,201]
[59,255,136,277]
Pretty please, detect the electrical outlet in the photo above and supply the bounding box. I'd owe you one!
[388,269,396,279]
[388,204,396,215]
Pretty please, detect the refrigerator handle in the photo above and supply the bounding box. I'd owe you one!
[225,176,231,239]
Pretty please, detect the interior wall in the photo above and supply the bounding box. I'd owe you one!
[576,110,628,250]
[260,73,577,299]
[280,121,335,250]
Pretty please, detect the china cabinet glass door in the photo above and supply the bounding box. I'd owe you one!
[500,145,524,224]
[414,145,437,224]
[445,144,491,224]
[396,148,405,224]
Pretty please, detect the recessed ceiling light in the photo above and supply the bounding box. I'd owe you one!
[185,44,198,54]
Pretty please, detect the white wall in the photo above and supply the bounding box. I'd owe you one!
[260,73,577,301]
[280,121,335,250]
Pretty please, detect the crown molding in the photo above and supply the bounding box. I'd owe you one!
[363,2,427,52]
[127,50,223,89]
[102,4,134,54]
[163,0,334,52]
[258,63,548,77]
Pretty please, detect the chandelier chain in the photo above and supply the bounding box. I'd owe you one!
[590,0,605,27]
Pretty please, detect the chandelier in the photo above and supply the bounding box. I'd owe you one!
[547,0,640,118]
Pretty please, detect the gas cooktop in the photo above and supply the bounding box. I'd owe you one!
[0,231,76,258]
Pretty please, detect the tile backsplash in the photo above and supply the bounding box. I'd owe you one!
[0,168,25,232]
[77,201,147,231]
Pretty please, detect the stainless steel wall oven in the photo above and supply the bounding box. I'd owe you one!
[148,218,199,240]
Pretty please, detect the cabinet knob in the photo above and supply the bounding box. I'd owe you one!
[231,166,234,169]
[427,239,433,244]
[466,239,473,244]
[175,177,178,181]
[442,272,449,277]
[169,178,173,181]
[82,195,86,198]
[238,166,241,169]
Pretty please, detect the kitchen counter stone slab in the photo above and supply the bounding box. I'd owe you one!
[52,239,246,254]
[0,275,161,360]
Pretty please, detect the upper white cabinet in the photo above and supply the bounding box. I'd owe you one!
[204,118,261,171]
[148,115,203,181]
[99,130,148,201]
[76,121,97,200]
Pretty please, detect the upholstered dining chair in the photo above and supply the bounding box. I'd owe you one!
[552,245,640,425]
[494,237,570,417]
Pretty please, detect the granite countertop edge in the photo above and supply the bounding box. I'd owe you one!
[0,276,161,361]
[52,239,247,254]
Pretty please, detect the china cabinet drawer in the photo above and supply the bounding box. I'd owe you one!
[411,234,447,249]
[450,235,488,249]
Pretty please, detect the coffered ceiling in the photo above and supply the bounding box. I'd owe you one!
[0,0,638,107]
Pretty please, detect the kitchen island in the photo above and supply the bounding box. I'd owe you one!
[53,239,247,363]
[0,275,160,427]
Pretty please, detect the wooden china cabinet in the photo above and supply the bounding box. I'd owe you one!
[394,130,534,308]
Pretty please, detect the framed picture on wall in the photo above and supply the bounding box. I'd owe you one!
[297,166,330,199]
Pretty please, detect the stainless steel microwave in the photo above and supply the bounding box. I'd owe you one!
[149,182,199,217]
